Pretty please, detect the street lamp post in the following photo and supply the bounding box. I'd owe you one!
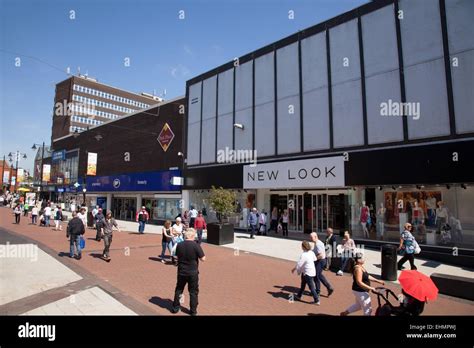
[82,187,87,205]
[8,151,27,192]
[32,142,46,200]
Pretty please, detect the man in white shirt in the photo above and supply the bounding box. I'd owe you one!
[189,206,198,228]
[92,205,99,227]
[77,208,87,227]
[44,204,52,227]
[310,232,334,299]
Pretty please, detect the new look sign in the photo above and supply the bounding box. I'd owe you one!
[243,156,345,189]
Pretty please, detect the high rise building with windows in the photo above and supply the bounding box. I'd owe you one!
[51,74,163,141]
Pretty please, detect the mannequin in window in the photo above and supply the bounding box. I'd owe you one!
[449,216,463,244]
[412,201,425,236]
[377,203,386,240]
[435,201,449,235]
[425,192,437,227]
[360,201,369,238]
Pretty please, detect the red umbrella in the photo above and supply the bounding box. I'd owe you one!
[399,270,438,302]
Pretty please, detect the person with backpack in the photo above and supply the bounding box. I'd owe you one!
[94,208,105,241]
[54,205,63,231]
[13,204,22,224]
[135,206,149,234]
[66,211,85,260]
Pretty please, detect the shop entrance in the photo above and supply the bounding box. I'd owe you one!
[112,197,136,221]
[271,191,349,234]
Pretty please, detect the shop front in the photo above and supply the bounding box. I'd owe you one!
[86,169,182,224]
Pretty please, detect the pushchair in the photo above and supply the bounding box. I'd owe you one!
[374,287,425,316]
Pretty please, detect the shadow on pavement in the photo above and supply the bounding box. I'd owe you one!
[149,296,192,315]
[57,252,71,258]
[236,236,252,239]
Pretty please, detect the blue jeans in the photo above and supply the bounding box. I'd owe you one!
[314,259,333,294]
[340,256,351,273]
[138,221,146,233]
[249,224,257,238]
[45,215,50,227]
[69,235,82,257]
[297,274,319,302]
[197,229,203,244]
[161,241,173,258]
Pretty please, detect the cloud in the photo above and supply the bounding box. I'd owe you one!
[170,64,190,78]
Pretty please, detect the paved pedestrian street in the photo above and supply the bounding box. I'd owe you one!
[1,207,473,316]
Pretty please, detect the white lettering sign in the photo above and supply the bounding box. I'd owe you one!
[243,156,345,189]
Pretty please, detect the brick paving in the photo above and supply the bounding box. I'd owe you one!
[1,207,473,316]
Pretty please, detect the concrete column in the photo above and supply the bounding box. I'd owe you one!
[136,194,142,210]
[181,190,189,212]
[256,189,265,210]
[106,193,112,211]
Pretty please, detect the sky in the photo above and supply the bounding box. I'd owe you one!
[0,0,368,173]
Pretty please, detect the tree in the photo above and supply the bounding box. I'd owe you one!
[208,186,236,223]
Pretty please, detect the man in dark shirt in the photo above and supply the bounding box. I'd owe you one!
[66,211,85,260]
[171,228,206,316]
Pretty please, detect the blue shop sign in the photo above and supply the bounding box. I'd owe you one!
[52,150,66,163]
[86,170,181,192]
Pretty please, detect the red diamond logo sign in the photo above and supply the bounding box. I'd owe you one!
[158,123,175,152]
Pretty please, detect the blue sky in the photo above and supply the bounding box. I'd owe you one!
[0,0,368,172]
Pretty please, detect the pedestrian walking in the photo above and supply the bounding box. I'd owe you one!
[160,220,174,263]
[170,228,206,316]
[101,210,121,262]
[247,208,258,239]
[324,227,337,271]
[77,207,87,227]
[310,232,334,298]
[44,204,52,227]
[194,211,207,244]
[54,206,63,231]
[31,205,39,225]
[280,209,289,237]
[397,223,418,270]
[66,211,85,259]
[136,206,149,234]
[340,254,385,316]
[13,205,21,224]
[92,205,99,228]
[189,206,198,228]
[269,207,278,233]
[337,231,356,275]
[23,202,29,217]
[94,208,105,241]
[292,241,320,305]
[258,210,267,236]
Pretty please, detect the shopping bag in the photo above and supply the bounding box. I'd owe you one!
[79,236,86,249]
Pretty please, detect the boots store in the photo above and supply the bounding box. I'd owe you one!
[183,0,474,251]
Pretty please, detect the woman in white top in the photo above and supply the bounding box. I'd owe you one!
[171,217,184,265]
[291,241,320,305]
[31,206,39,225]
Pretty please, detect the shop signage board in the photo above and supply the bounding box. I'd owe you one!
[86,169,182,192]
[243,156,345,189]
[42,164,51,182]
[52,150,66,162]
[157,123,175,152]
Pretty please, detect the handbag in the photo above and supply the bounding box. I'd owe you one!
[79,236,86,249]
[414,240,421,254]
